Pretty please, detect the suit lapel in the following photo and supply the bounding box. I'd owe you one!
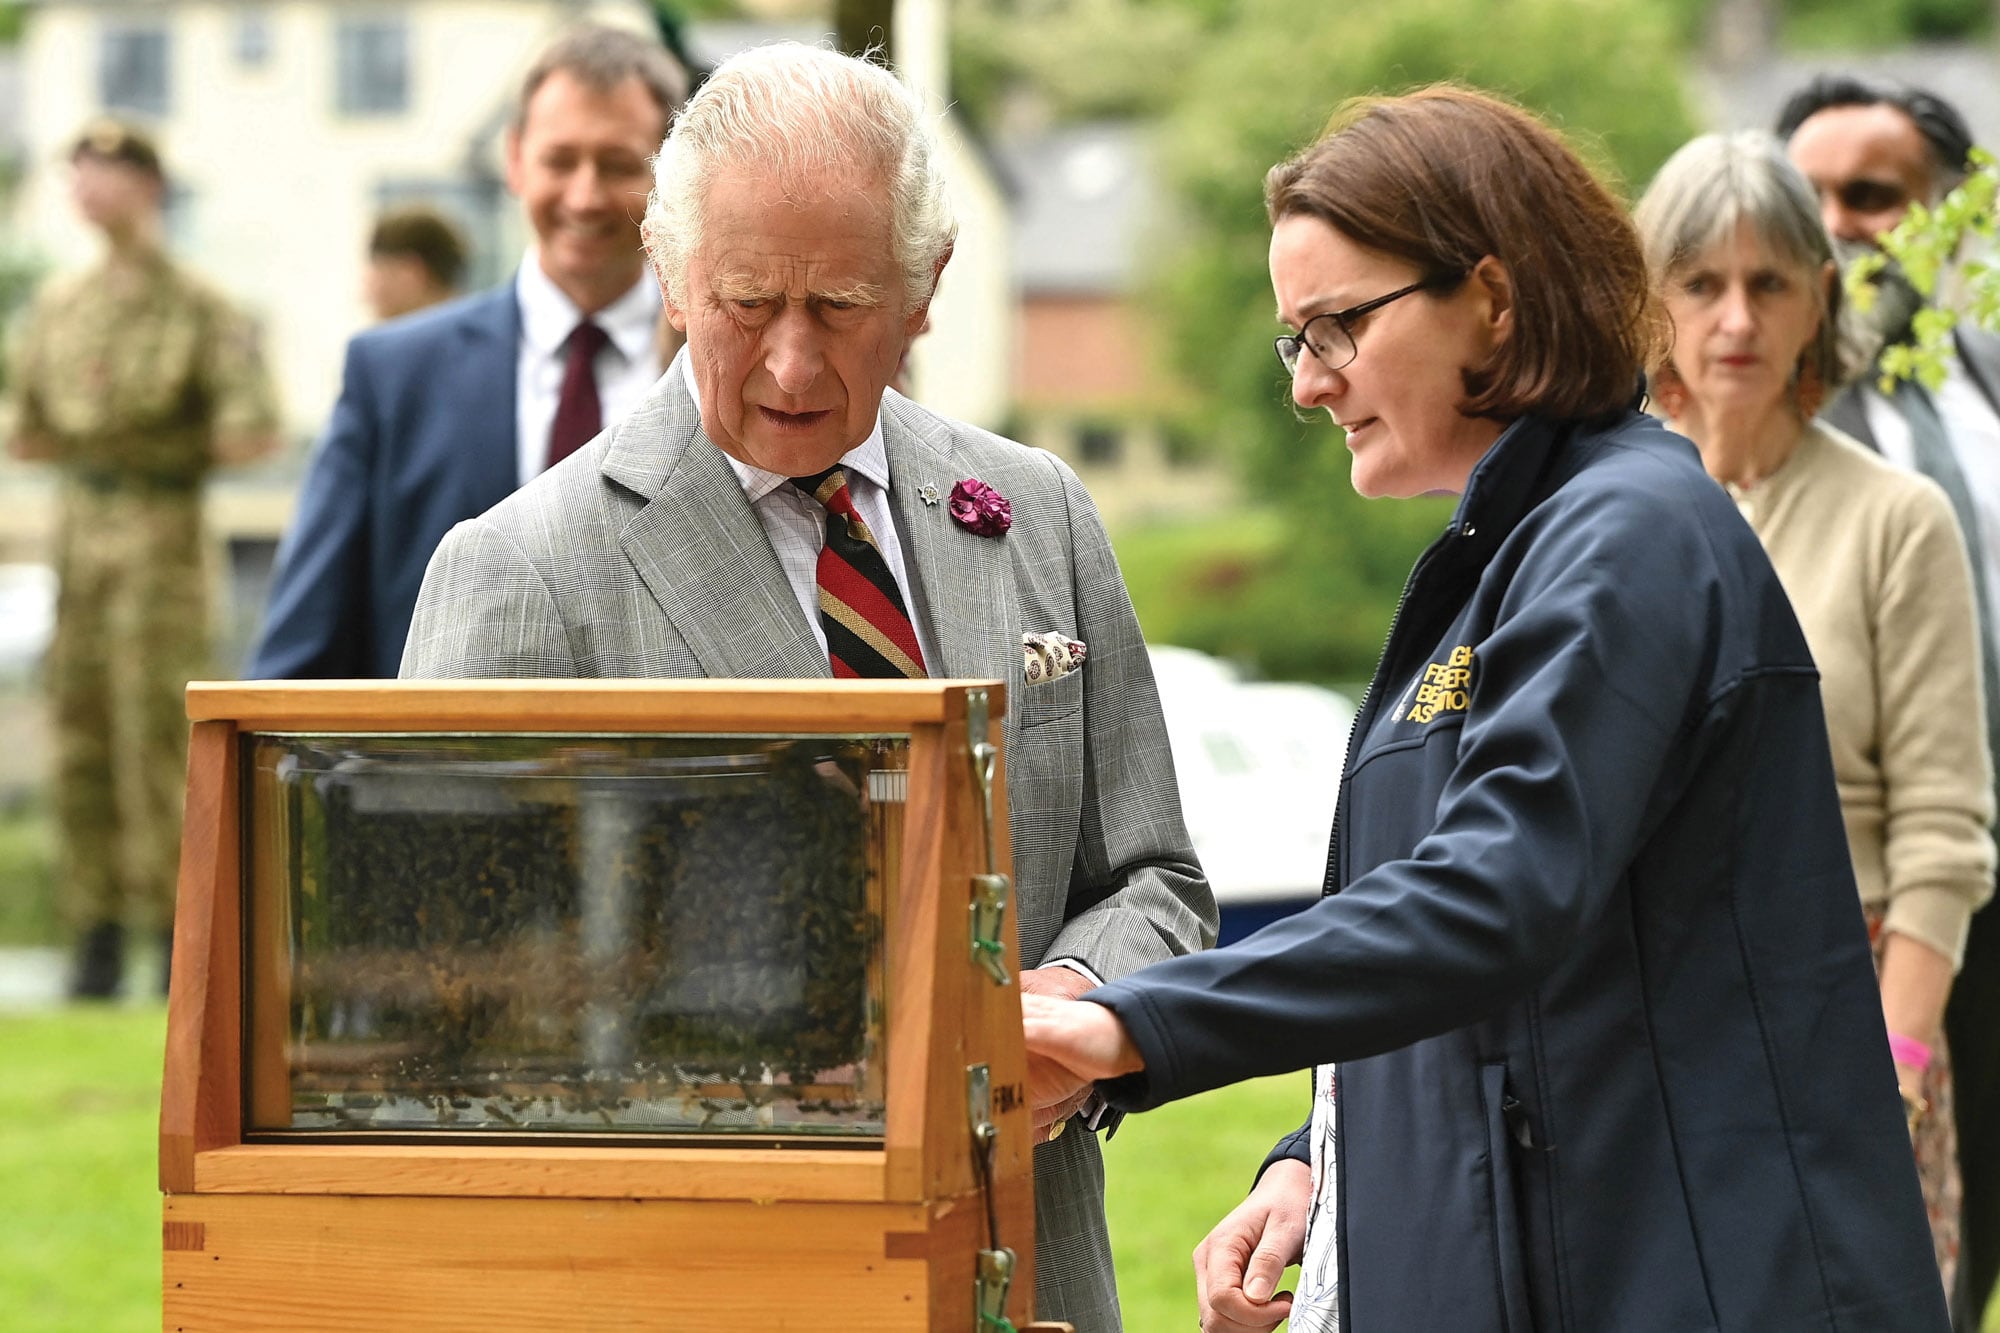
[605,366,829,679]
[1822,385,1877,451]
[458,285,522,516]
[1956,326,2000,418]
[882,402,1018,687]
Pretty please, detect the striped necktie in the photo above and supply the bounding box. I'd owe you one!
[790,467,928,679]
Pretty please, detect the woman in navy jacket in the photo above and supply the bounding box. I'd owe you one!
[1025,87,1945,1332]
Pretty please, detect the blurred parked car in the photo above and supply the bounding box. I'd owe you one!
[1147,645,1355,944]
[0,563,55,683]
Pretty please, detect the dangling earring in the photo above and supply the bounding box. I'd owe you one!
[1648,364,1689,422]
[1793,355,1825,421]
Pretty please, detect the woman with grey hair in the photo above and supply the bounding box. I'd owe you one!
[1637,129,1993,1293]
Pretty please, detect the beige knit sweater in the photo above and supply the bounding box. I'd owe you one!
[1727,423,1995,967]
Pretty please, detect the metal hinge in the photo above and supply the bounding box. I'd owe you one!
[966,688,1011,986]
[968,1063,1017,1330]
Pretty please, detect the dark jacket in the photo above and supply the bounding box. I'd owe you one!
[249,285,520,679]
[1092,410,1945,1331]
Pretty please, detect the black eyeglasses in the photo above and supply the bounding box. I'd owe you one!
[1274,271,1466,376]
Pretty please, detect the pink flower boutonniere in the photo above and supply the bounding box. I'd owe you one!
[948,478,1012,538]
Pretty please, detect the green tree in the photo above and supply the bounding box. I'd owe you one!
[951,0,1219,129]
[835,0,898,59]
[1784,0,1987,48]
[1147,0,1697,682]
[648,0,741,23]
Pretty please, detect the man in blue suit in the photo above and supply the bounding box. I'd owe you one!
[249,24,686,678]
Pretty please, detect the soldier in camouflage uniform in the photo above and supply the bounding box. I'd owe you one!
[3,120,278,998]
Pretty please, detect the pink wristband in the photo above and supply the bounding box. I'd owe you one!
[1888,1032,1932,1071]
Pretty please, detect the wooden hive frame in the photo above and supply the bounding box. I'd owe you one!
[161,680,1056,1332]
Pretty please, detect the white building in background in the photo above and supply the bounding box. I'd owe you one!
[8,0,1010,445]
[999,121,1235,525]
[11,0,658,443]
[0,0,1012,605]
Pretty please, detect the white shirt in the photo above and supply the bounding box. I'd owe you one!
[682,352,942,672]
[1296,1063,1342,1332]
[1863,360,2000,669]
[513,254,663,487]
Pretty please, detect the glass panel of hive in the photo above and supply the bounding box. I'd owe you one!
[240,732,901,1139]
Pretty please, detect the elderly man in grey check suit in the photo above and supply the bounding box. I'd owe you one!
[401,41,1214,1332]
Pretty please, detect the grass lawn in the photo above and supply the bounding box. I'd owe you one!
[1105,1073,1307,1328]
[4,1005,1989,1332]
[0,1001,1300,1332]
[0,1005,164,1333]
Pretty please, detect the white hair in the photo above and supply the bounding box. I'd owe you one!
[643,42,956,314]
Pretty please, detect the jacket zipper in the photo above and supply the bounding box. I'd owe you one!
[1320,519,1469,897]
[1324,515,1475,1327]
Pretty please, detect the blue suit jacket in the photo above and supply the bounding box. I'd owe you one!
[249,286,520,678]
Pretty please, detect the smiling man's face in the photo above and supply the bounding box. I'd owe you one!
[506,69,665,314]
[667,165,933,477]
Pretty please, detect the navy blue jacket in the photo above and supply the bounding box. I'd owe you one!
[249,286,519,678]
[1093,410,1946,1331]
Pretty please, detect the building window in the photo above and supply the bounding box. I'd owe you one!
[99,23,171,117]
[235,12,273,68]
[335,18,408,117]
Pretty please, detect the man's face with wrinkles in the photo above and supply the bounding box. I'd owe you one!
[667,165,930,477]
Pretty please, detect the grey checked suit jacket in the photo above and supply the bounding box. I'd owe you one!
[401,366,1216,1332]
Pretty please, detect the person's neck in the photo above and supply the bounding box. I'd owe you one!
[543,261,642,319]
[101,219,162,267]
[1676,398,1807,491]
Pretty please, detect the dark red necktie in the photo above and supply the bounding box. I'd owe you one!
[790,468,928,679]
[545,320,609,469]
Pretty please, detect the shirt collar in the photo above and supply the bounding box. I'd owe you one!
[515,250,660,364]
[677,351,892,503]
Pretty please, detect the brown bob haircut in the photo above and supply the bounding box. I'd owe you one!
[1265,86,1661,424]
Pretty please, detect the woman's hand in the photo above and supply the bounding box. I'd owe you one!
[1019,991,1145,1085]
[1878,930,1952,1139]
[1018,968,1103,1141]
[1194,1158,1311,1333]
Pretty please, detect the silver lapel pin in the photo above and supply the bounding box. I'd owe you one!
[919,482,941,507]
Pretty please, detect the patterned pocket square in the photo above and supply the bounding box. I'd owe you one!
[1022,631,1087,685]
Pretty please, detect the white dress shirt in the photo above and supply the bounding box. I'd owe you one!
[514,254,663,487]
[682,353,942,672]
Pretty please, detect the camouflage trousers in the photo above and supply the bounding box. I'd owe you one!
[49,485,212,929]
